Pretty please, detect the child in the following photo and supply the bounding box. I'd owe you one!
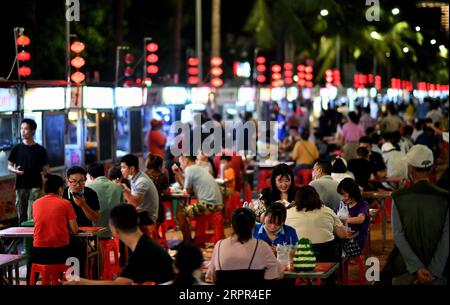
[220,155,235,195]
[336,178,370,251]
[253,202,298,255]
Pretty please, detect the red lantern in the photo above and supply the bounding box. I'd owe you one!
[188,76,200,85]
[256,75,266,83]
[70,41,85,53]
[146,54,159,64]
[271,65,281,73]
[188,57,199,66]
[135,77,142,84]
[16,35,30,47]
[17,51,31,61]
[284,70,293,77]
[283,62,293,70]
[123,79,134,87]
[211,67,223,77]
[285,78,293,85]
[305,66,313,73]
[70,56,85,69]
[146,43,159,52]
[297,65,305,72]
[124,53,135,64]
[71,71,85,84]
[210,57,223,66]
[18,66,32,77]
[272,73,282,81]
[124,66,135,77]
[256,65,266,73]
[147,65,159,74]
[210,77,223,87]
[188,67,199,75]
[256,56,266,64]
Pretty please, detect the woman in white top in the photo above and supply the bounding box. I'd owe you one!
[285,185,347,263]
[206,208,284,284]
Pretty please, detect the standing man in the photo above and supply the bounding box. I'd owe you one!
[147,119,167,158]
[8,118,50,225]
[119,154,159,231]
[386,145,448,285]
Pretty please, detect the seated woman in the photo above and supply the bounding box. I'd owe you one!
[285,185,347,263]
[337,178,370,251]
[27,174,78,283]
[253,203,298,253]
[331,157,355,184]
[206,208,284,285]
[258,164,300,218]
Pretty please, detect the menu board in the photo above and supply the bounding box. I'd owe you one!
[43,112,65,167]
[0,88,18,112]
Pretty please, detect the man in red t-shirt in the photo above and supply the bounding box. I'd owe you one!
[27,174,78,283]
[147,119,167,158]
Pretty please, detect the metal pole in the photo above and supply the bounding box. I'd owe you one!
[196,0,203,82]
[66,15,71,83]
[13,27,23,81]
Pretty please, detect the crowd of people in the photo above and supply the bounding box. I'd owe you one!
[3,95,448,286]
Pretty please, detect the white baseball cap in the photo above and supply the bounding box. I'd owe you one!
[381,142,396,153]
[404,144,434,168]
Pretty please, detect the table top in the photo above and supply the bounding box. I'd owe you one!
[0,254,26,267]
[370,177,403,183]
[362,190,392,199]
[0,226,108,238]
[284,262,340,279]
[251,161,295,168]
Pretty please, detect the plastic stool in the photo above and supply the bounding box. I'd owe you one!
[194,211,225,246]
[342,255,366,285]
[29,264,69,285]
[100,238,121,280]
[161,200,177,230]
[151,222,169,249]
[225,191,241,223]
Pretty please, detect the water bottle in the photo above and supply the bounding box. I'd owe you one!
[219,163,225,179]
[276,244,290,271]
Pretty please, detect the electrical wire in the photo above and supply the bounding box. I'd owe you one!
[5,56,17,80]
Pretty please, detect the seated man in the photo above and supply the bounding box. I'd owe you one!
[172,154,223,244]
[64,204,175,285]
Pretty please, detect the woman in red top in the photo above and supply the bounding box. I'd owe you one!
[27,174,78,283]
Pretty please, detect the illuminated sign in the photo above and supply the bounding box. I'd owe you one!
[162,87,189,105]
[237,87,256,106]
[233,61,251,78]
[190,87,211,104]
[259,88,271,102]
[0,88,18,112]
[24,87,65,111]
[115,87,143,107]
[286,87,299,102]
[271,87,286,101]
[83,87,114,109]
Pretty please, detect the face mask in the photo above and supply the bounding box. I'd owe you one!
[264,224,283,236]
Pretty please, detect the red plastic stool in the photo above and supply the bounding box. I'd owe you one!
[100,238,121,280]
[385,197,392,221]
[243,184,252,203]
[225,191,242,223]
[161,200,177,231]
[151,222,169,249]
[29,264,69,285]
[194,211,225,246]
[342,256,366,285]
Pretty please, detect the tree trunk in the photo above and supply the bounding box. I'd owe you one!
[211,0,221,57]
[173,0,183,84]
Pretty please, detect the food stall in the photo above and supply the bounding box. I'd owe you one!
[24,86,66,171]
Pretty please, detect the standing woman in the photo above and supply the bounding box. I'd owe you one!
[341,111,365,160]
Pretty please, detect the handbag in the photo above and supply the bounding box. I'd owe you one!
[343,238,362,258]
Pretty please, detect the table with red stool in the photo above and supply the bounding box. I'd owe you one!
[0,254,26,285]
[0,226,107,279]
[362,191,392,252]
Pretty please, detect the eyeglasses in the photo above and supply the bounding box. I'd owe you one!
[68,179,86,186]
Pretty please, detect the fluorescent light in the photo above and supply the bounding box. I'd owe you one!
[415,26,421,32]
[431,39,437,45]
[403,47,409,53]
[320,9,329,16]
[392,8,400,15]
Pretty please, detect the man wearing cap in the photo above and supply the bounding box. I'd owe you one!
[385,144,449,285]
[147,119,166,158]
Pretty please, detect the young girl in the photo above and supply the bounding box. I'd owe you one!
[253,202,299,252]
[337,178,370,251]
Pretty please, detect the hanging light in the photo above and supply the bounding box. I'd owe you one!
[70,41,85,53]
